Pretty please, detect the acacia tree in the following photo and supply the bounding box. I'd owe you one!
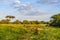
[50,14,60,27]
[5,15,15,21]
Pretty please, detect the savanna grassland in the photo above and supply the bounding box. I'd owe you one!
[0,0,60,40]
[0,14,60,40]
[0,24,60,40]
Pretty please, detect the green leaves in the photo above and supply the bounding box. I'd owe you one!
[50,13,60,26]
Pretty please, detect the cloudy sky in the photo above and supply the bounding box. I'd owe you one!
[0,0,60,21]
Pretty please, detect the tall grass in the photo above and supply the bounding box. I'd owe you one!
[0,24,60,40]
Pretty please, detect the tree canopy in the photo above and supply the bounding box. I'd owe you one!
[50,14,60,26]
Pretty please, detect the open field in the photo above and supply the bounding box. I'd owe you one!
[0,0,60,40]
[0,24,60,40]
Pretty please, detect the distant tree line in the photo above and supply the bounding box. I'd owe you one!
[0,13,60,27]
[0,15,48,24]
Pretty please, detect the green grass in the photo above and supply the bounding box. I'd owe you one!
[0,24,60,40]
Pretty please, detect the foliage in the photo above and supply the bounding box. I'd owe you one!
[0,15,50,24]
[5,15,15,19]
[23,20,30,24]
[5,15,15,22]
[13,20,22,24]
[0,19,10,24]
[50,14,60,27]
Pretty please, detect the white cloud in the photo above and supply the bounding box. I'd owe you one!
[12,1,51,21]
[12,1,47,16]
[37,0,59,5]
[13,2,32,14]
[15,0,20,4]
[24,8,47,16]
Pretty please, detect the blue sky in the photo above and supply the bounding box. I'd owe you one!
[0,0,60,21]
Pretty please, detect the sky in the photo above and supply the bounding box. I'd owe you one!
[0,0,60,21]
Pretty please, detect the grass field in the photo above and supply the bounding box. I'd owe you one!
[0,24,60,40]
